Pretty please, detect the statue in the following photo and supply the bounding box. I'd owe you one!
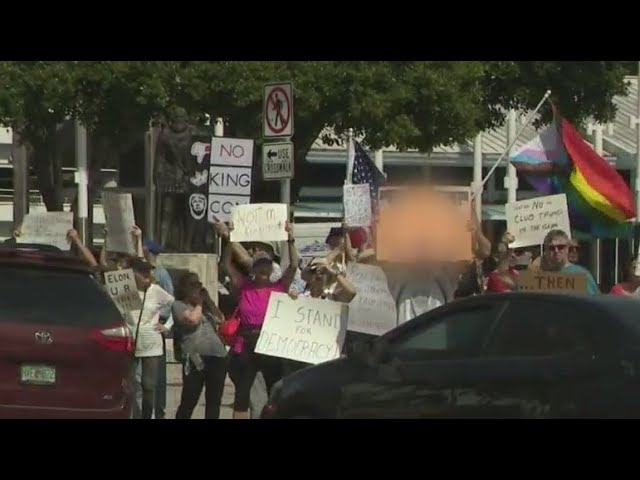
[154,107,209,252]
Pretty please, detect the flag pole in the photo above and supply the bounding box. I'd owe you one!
[473,90,552,200]
[345,128,354,185]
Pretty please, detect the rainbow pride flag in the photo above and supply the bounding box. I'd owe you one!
[510,115,636,238]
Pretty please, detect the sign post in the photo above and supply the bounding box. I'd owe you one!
[263,82,294,209]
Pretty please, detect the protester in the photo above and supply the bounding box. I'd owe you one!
[100,226,144,270]
[126,257,174,419]
[142,238,174,420]
[485,233,519,293]
[217,220,299,420]
[172,272,227,419]
[540,229,599,294]
[66,228,99,268]
[610,259,640,296]
[568,238,580,264]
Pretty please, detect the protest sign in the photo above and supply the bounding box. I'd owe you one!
[347,264,397,335]
[229,203,288,242]
[17,212,73,251]
[255,293,347,365]
[102,192,136,254]
[518,270,587,293]
[506,194,571,248]
[343,184,372,227]
[104,268,142,313]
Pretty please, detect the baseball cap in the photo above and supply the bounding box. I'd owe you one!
[325,227,343,244]
[143,238,162,255]
[129,257,155,273]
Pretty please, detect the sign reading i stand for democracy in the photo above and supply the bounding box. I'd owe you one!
[347,264,397,335]
[343,184,372,228]
[208,137,254,222]
[187,135,212,223]
[230,203,288,243]
[102,192,136,254]
[17,212,74,251]
[104,268,142,313]
[506,194,571,248]
[255,293,347,365]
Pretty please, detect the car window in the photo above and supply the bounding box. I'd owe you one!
[485,300,596,357]
[386,304,503,360]
[0,265,122,327]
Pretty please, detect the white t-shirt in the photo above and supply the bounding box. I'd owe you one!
[126,284,175,357]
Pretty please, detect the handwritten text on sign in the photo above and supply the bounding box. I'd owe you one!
[343,184,372,228]
[104,268,142,314]
[17,212,73,251]
[517,270,587,293]
[347,264,397,336]
[506,194,571,248]
[230,203,288,242]
[102,192,136,255]
[255,293,347,365]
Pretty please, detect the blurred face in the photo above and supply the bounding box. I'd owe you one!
[568,240,580,263]
[252,259,273,283]
[545,236,570,269]
[327,235,342,250]
[134,269,153,289]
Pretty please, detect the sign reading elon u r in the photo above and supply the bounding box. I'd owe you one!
[208,137,254,223]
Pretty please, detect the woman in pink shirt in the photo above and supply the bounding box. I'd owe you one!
[610,259,640,296]
[218,220,299,420]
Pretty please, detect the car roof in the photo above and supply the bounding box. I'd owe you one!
[0,245,93,274]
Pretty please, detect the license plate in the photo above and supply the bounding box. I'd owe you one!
[20,365,56,385]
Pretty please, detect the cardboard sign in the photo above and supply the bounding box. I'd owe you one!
[506,194,571,248]
[344,184,372,228]
[104,269,142,313]
[347,264,397,336]
[255,293,348,365]
[229,203,288,243]
[17,212,73,251]
[102,192,136,255]
[517,270,587,293]
[376,188,472,263]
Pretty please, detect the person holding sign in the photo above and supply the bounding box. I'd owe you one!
[126,258,175,420]
[219,219,300,420]
[538,229,599,295]
[610,259,640,296]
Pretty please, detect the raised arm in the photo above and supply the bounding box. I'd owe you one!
[341,221,356,264]
[214,219,253,271]
[222,240,245,291]
[99,230,109,268]
[469,203,491,260]
[67,228,98,267]
[330,267,357,303]
[132,225,144,259]
[280,221,299,289]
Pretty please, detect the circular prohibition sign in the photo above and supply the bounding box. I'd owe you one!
[265,86,291,135]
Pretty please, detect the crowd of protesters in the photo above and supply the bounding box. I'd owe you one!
[9,198,639,419]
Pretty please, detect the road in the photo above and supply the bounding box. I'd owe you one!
[163,340,267,419]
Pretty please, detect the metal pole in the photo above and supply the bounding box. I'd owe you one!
[213,118,224,256]
[11,130,28,230]
[589,123,604,285]
[345,128,354,184]
[374,149,384,174]
[506,110,518,204]
[472,133,483,220]
[75,121,89,245]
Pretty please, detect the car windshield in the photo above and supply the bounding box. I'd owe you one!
[0,265,120,327]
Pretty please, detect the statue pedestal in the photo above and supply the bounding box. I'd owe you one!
[157,253,219,305]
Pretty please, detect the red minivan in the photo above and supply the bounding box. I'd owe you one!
[0,245,133,418]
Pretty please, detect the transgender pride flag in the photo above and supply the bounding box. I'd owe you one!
[509,122,570,195]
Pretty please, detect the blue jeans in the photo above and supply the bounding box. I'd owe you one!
[155,338,167,418]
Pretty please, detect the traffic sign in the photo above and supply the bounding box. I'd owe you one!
[263,82,293,138]
[262,142,294,180]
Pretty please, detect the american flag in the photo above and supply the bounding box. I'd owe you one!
[350,140,386,211]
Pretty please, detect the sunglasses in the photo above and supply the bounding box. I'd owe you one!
[568,246,579,253]
[547,244,568,252]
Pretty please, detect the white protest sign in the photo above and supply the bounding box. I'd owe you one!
[208,137,254,223]
[17,212,73,251]
[102,192,136,254]
[347,264,397,336]
[104,269,142,314]
[229,203,288,243]
[255,293,347,365]
[343,184,372,228]
[506,194,571,248]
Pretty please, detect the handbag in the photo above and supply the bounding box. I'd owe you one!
[131,287,149,359]
[218,306,240,346]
